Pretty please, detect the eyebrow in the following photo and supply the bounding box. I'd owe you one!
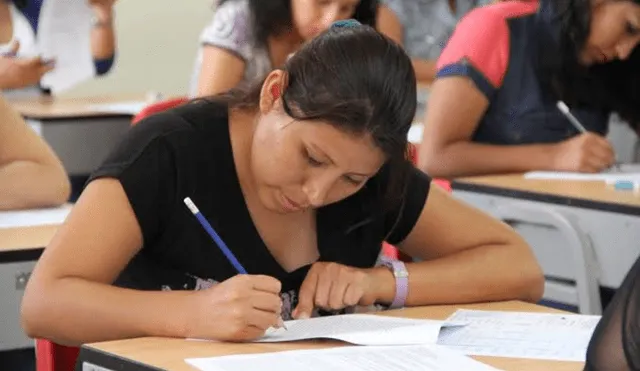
[308,142,375,178]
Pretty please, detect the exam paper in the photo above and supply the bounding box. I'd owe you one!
[87,102,148,115]
[255,313,457,346]
[437,310,601,362]
[185,344,501,371]
[37,0,95,93]
[525,164,640,182]
[0,204,72,229]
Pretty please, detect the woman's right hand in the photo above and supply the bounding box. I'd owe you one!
[186,274,284,342]
[551,133,616,173]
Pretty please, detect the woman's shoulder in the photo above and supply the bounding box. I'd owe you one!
[200,0,257,60]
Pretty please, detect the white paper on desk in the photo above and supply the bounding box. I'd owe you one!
[185,344,501,371]
[437,309,601,362]
[87,102,148,115]
[255,313,463,345]
[0,204,72,229]
[37,0,94,93]
[525,164,640,182]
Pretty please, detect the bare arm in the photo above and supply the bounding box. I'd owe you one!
[89,0,116,61]
[21,179,193,346]
[371,184,544,305]
[0,96,70,209]
[375,5,437,84]
[195,46,246,97]
[418,77,558,178]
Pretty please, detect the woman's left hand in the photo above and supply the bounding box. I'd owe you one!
[292,262,380,319]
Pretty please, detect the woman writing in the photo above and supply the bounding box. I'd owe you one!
[419,0,640,178]
[22,21,542,345]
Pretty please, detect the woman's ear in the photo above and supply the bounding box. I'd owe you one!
[259,70,287,114]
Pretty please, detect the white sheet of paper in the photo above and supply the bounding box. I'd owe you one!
[185,344,501,371]
[0,204,72,229]
[408,123,423,144]
[87,102,148,115]
[253,314,459,346]
[37,0,94,93]
[525,164,640,182]
[437,309,601,362]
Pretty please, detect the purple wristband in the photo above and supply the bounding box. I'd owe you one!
[381,260,409,309]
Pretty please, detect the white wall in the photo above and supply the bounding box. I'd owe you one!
[61,0,214,98]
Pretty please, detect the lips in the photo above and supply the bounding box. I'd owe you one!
[280,193,304,212]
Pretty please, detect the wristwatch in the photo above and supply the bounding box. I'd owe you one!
[380,259,409,309]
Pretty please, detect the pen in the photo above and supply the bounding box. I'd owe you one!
[557,100,621,171]
[183,197,287,330]
[556,101,588,133]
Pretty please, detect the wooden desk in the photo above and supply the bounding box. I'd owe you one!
[0,220,62,351]
[79,301,584,371]
[452,174,640,290]
[7,95,146,176]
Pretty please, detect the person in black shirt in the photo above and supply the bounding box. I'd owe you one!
[584,254,640,371]
[21,20,543,345]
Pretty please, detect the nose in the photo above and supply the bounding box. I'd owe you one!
[302,174,334,207]
[617,37,639,60]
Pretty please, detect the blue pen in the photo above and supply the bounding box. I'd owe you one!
[183,197,247,274]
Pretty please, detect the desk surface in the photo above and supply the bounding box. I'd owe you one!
[81,301,584,371]
[7,94,148,120]
[453,174,640,215]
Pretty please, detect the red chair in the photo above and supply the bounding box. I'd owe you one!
[35,97,190,371]
[131,96,189,125]
[35,341,79,371]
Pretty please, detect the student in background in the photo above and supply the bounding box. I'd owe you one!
[21,21,542,346]
[0,93,69,209]
[419,0,640,179]
[376,0,492,119]
[0,0,117,96]
[584,254,640,371]
[189,0,379,97]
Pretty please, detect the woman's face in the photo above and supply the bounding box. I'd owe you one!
[581,0,640,64]
[249,72,385,214]
[290,0,362,40]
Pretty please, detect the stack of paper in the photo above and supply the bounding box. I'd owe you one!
[437,310,601,362]
[525,164,640,182]
[255,313,463,345]
[0,204,72,229]
[186,344,501,371]
[87,102,149,115]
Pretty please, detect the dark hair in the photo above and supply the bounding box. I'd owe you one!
[538,0,640,128]
[209,21,417,217]
[218,0,379,48]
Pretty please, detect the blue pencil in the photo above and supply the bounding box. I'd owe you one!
[183,197,247,274]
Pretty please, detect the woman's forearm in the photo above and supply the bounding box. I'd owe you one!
[370,243,544,306]
[420,141,559,179]
[91,7,116,60]
[0,161,70,210]
[21,277,194,346]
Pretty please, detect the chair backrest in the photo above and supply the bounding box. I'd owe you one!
[36,340,79,371]
[131,97,189,125]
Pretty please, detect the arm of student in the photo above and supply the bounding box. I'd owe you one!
[376,5,403,46]
[0,96,70,209]
[196,46,246,97]
[418,6,558,178]
[20,179,193,345]
[372,185,544,306]
[89,0,116,75]
[412,58,437,84]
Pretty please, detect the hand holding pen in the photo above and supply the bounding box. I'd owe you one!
[552,101,616,173]
[183,197,287,342]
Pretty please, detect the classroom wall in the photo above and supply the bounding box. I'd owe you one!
[61,0,214,98]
